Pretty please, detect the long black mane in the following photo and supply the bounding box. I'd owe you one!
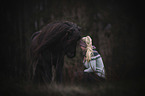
[30,21,81,83]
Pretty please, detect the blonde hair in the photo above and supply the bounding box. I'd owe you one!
[82,36,93,62]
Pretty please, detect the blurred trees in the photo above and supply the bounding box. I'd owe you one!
[1,0,144,82]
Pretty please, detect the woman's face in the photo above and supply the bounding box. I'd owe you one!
[80,46,86,52]
[80,46,86,56]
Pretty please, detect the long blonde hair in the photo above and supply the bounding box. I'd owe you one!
[81,36,93,62]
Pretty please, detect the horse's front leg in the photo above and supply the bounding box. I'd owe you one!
[34,59,52,84]
[43,61,52,83]
[55,58,64,83]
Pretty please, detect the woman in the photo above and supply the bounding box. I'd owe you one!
[80,36,105,79]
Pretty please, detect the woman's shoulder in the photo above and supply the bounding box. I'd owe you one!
[91,50,101,60]
[92,50,99,56]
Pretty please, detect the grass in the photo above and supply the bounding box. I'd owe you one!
[1,79,144,96]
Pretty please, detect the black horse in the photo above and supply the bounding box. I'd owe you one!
[30,21,81,83]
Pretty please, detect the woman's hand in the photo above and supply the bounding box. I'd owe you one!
[83,57,86,62]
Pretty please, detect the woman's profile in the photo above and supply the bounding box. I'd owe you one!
[80,36,105,80]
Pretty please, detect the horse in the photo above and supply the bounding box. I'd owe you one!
[30,21,81,83]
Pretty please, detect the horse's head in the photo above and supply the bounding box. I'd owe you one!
[62,21,81,58]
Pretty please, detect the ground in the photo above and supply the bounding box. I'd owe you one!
[1,79,144,96]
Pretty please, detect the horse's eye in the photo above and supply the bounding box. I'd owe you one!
[67,30,73,40]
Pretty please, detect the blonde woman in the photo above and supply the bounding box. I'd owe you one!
[80,36,105,79]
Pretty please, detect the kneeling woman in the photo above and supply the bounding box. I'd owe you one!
[80,36,105,79]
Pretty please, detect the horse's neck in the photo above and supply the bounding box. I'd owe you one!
[42,48,65,64]
[49,51,64,67]
[52,52,64,60]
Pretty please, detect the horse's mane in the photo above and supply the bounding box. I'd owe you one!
[30,21,81,60]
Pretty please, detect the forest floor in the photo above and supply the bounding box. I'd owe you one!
[1,79,145,96]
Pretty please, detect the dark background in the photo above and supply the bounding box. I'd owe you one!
[0,0,145,95]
